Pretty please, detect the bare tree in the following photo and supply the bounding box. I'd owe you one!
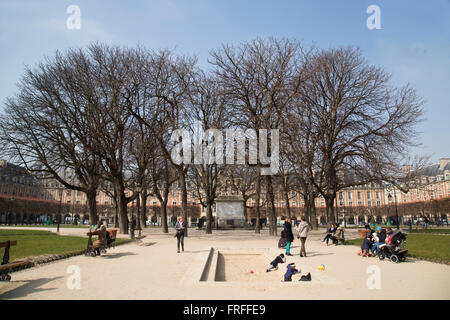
[127,49,197,236]
[0,48,105,225]
[210,37,306,236]
[299,46,425,223]
[185,73,226,234]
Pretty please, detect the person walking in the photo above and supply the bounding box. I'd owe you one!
[284,218,294,256]
[296,217,310,257]
[175,216,186,253]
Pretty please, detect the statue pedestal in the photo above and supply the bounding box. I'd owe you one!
[215,196,245,228]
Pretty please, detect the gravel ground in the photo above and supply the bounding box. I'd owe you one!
[0,227,449,300]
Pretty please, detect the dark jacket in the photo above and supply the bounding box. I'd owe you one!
[377,229,386,243]
[284,221,294,242]
[271,255,285,267]
[284,264,298,281]
[327,226,337,234]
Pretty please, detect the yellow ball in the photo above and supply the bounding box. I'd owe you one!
[318,265,325,271]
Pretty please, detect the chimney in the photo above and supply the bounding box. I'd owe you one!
[439,158,450,171]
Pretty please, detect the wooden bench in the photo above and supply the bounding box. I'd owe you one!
[0,241,31,281]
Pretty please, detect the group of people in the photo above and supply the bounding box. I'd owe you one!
[360,224,395,257]
[265,253,311,282]
[282,217,311,257]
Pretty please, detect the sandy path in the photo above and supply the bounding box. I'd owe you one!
[0,228,449,300]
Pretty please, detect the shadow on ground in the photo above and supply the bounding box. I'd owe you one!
[307,251,335,257]
[136,242,157,247]
[100,252,137,259]
[0,276,63,299]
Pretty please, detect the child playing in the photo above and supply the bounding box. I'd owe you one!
[266,253,286,272]
[284,263,300,281]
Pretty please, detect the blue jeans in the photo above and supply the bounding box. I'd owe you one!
[372,242,383,256]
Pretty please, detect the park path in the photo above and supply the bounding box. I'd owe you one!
[0,228,449,300]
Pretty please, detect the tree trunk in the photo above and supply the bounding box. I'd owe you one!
[206,202,213,234]
[160,200,168,233]
[303,194,311,225]
[140,189,147,228]
[309,193,318,230]
[325,196,335,223]
[86,188,98,225]
[266,175,277,236]
[179,168,189,237]
[114,203,119,227]
[113,187,119,227]
[136,192,141,230]
[284,188,291,219]
[243,200,248,223]
[255,172,261,233]
[117,190,129,234]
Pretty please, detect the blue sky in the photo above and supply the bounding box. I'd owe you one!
[1,0,449,163]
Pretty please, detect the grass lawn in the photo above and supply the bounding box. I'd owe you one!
[0,229,130,262]
[346,234,450,264]
[409,228,450,234]
[0,224,90,229]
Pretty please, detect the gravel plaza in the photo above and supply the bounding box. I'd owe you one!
[0,227,449,300]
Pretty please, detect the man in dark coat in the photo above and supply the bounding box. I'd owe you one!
[284,218,294,256]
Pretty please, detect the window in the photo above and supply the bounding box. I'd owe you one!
[367,192,371,200]
[357,192,361,200]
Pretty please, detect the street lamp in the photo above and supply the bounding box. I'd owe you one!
[388,191,400,230]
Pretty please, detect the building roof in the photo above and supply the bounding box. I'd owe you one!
[419,161,450,177]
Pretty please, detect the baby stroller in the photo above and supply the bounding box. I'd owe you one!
[378,231,408,263]
[278,230,287,248]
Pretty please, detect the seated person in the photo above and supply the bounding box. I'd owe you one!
[385,227,395,244]
[371,226,386,256]
[87,221,107,256]
[360,224,374,257]
[284,263,300,282]
[323,223,337,245]
[266,254,286,272]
